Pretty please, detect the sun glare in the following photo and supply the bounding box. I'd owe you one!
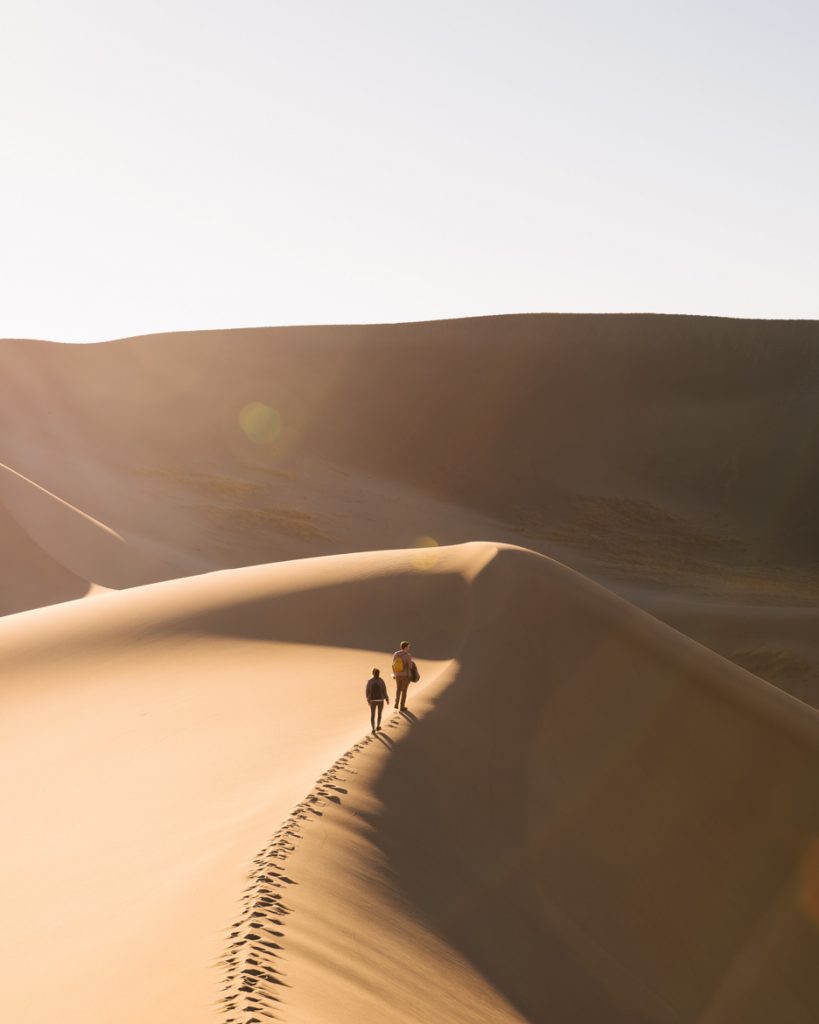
[238,402,282,445]
[412,535,440,571]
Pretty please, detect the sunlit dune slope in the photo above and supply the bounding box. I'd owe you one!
[0,543,471,1024]
[2,314,819,618]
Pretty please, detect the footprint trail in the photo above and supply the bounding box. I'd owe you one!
[218,727,394,1022]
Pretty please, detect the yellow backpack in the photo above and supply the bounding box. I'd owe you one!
[392,653,405,675]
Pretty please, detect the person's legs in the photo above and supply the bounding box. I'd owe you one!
[376,700,384,729]
[370,701,377,731]
[397,677,409,710]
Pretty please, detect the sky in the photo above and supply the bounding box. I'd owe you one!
[1,0,817,341]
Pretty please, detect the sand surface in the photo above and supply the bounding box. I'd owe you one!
[2,314,819,1021]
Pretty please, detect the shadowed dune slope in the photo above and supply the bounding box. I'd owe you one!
[0,498,90,613]
[0,460,136,609]
[271,545,819,1024]
[2,314,819,617]
[639,594,819,709]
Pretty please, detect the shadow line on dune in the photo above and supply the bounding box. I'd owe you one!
[219,731,387,1022]
[367,546,819,1023]
[181,566,475,662]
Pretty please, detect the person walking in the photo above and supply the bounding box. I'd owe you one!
[391,640,414,711]
[366,668,388,732]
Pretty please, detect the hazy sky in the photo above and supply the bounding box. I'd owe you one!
[2,1,817,341]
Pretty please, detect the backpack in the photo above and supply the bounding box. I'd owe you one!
[409,661,420,683]
[392,653,406,675]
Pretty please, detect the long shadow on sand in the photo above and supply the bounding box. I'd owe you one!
[176,567,472,661]
[367,546,819,1023]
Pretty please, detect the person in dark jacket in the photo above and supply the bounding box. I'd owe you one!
[366,668,389,732]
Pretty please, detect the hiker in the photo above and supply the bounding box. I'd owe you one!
[366,667,388,732]
[391,640,418,711]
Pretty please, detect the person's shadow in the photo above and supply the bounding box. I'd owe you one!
[400,709,418,723]
[374,731,395,748]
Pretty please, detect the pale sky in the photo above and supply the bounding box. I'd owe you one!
[2,0,817,341]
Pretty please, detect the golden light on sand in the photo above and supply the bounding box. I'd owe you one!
[238,401,282,444]
[411,535,440,570]
[7,315,819,1023]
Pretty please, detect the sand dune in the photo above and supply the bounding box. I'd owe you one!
[3,315,819,708]
[0,546,448,1022]
[2,315,819,1021]
[268,545,819,1024]
[3,315,819,606]
[1,542,817,1022]
[0,494,91,614]
[632,592,819,709]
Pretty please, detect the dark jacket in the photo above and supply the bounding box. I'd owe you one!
[366,676,388,702]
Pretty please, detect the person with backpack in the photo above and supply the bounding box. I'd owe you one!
[391,640,419,711]
[366,667,389,732]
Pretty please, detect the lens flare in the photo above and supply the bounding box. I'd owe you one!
[239,402,282,444]
[412,535,440,570]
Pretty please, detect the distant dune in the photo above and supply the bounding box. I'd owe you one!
[3,315,819,600]
[3,313,819,698]
[1,315,819,1021]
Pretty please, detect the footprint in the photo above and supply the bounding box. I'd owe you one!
[221,723,405,1021]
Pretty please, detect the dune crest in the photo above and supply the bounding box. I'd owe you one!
[240,544,819,1023]
[2,542,817,1022]
[3,314,819,1020]
[3,313,819,706]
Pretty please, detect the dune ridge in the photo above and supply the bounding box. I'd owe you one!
[4,312,819,710]
[0,544,467,1023]
[239,544,819,1024]
[4,542,815,1021]
[3,312,819,1022]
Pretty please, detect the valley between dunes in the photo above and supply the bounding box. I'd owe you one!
[1,314,819,1022]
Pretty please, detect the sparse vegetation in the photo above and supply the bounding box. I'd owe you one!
[138,466,294,497]
[137,466,326,541]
